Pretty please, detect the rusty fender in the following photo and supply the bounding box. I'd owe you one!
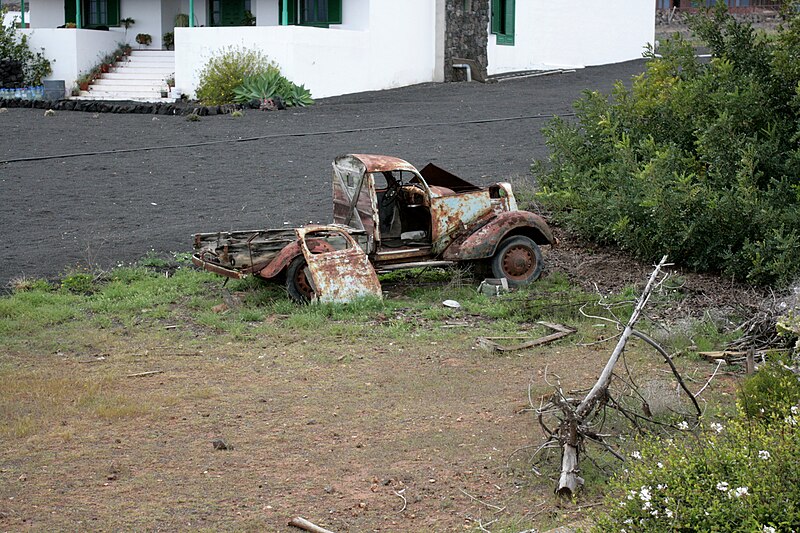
[441,210,556,261]
[256,238,334,279]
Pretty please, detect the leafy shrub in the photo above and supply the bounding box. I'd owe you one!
[61,271,94,294]
[233,66,313,107]
[739,355,800,419]
[0,6,52,86]
[596,384,800,531]
[195,46,271,105]
[535,4,800,287]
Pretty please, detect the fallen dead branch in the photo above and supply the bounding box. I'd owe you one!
[126,370,164,378]
[288,516,336,533]
[533,256,700,497]
[477,322,576,353]
[393,489,407,514]
[459,488,506,512]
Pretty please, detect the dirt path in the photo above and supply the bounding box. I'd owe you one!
[0,60,646,287]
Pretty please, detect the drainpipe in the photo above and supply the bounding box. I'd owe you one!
[20,0,25,27]
[453,63,472,82]
[189,0,194,27]
[75,0,81,28]
[281,0,288,25]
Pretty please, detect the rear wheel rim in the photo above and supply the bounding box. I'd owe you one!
[294,267,314,301]
[502,245,536,281]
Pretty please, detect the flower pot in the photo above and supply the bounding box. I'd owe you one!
[79,82,89,91]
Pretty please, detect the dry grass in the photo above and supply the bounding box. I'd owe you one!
[0,264,742,531]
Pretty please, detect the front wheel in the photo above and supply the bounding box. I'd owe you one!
[286,255,315,303]
[491,236,543,287]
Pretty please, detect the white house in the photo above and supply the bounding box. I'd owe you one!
[18,1,654,100]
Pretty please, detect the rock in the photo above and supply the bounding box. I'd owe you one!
[212,438,233,450]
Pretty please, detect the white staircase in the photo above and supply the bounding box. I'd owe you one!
[78,50,175,102]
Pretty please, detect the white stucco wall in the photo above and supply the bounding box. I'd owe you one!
[2,11,29,28]
[19,28,121,89]
[174,0,434,99]
[487,0,655,74]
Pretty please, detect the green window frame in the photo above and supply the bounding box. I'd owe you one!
[490,0,514,46]
[65,0,121,27]
[279,0,342,27]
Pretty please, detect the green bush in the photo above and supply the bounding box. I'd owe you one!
[739,355,800,420]
[596,389,800,531]
[535,4,800,287]
[195,46,271,105]
[0,7,52,86]
[233,65,313,107]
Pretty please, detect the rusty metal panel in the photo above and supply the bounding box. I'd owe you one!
[347,154,418,174]
[332,157,378,250]
[296,225,382,304]
[442,210,557,261]
[429,191,495,254]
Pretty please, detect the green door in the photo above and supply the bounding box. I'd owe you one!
[210,0,246,26]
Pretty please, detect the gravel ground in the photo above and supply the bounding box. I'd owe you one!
[0,59,646,287]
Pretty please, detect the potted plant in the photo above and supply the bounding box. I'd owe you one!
[122,43,132,56]
[76,73,92,92]
[163,31,174,51]
[135,33,152,48]
[175,13,190,27]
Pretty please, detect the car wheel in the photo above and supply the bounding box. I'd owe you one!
[286,255,315,303]
[491,235,543,287]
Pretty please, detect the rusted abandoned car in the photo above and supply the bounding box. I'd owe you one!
[192,154,556,302]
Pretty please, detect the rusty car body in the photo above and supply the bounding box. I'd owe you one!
[192,154,556,302]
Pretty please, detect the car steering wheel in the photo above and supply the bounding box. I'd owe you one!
[381,182,401,207]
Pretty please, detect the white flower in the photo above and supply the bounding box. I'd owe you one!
[763,526,776,533]
[651,509,659,517]
[639,486,652,502]
[710,422,724,433]
[677,421,689,430]
[642,501,652,510]
[666,508,674,519]
[759,450,771,460]
[792,405,798,415]
[657,484,666,490]
[631,451,642,460]
[733,486,749,498]
[657,462,664,469]
[624,519,633,525]
[786,415,798,426]
[716,481,729,492]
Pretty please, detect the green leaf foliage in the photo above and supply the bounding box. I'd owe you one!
[195,46,271,105]
[596,371,800,532]
[233,66,314,107]
[0,6,52,86]
[535,3,800,287]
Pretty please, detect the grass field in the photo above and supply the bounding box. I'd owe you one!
[0,257,740,531]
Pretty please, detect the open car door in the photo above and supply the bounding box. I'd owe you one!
[296,226,382,304]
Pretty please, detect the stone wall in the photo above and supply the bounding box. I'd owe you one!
[656,8,781,26]
[444,0,489,82]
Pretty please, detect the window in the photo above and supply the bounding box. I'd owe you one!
[491,0,514,46]
[65,0,120,27]
[279,0,342,27]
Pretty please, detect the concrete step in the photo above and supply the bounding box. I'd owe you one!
[129,50,175,57]
[80,50,175,103]
[94,77,167,86]
[102,72,171,81]
[113,63,174,71]
[89,83,166,93]
[74,92,176,103]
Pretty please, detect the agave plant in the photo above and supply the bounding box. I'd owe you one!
[233,67,314,108]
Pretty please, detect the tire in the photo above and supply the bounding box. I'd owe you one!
[286,255,315,303]
[491,235,543,287]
